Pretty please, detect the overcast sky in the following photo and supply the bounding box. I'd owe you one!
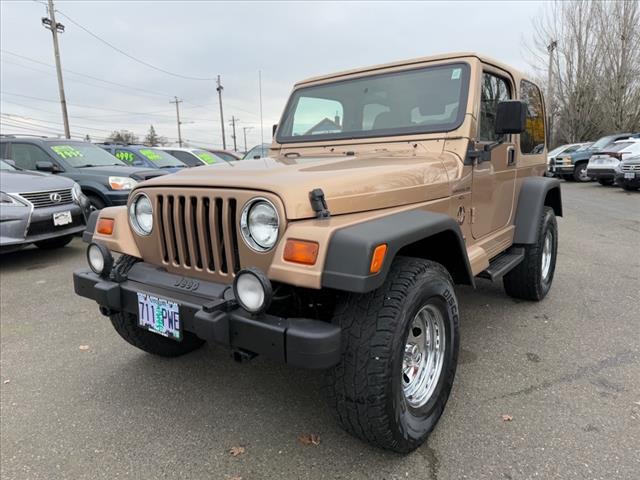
[0,0,545,150]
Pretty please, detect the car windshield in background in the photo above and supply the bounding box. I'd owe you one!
[137,148,184,168]
[192,150,225,164]
[277,63,470,143]
[590,136,621,151]
[0,159,16,170]
[212,151,237,162]
[48,143,126,167]
[242,144,270,159]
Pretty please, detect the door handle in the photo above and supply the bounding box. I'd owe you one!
[507,146,516,166]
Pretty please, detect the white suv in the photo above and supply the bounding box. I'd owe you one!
[587,139,640,185]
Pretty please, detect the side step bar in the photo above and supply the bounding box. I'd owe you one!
[477,248,525,281]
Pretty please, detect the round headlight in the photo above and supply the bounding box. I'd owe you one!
[240,198,279,251]
[233,268,272,314]
[87,242,113,277]
[129,193,153,235]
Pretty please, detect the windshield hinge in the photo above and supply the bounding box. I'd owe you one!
[309,188,331,219]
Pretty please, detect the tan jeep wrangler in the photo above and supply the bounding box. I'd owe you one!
[74,52,562,453]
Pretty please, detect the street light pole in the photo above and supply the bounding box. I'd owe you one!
[242,126,252,153]
[42,0,70,139]
[546,40,557,148]
[216,75,226,149]
[170,96,183,147]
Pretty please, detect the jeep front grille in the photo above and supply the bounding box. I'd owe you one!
[20,188,73,208]
[155,193,240,275]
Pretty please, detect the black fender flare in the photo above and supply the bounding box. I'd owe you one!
[513,176,562,245]
[321,210,474,293]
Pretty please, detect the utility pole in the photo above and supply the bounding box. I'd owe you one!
[546,40,557,148]
[170,96,183,147]
[229,116,239,152]
[242,126,252,153]
[42,0,70,139]
[216,75,226,149]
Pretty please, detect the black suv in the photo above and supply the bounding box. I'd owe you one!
[0,135,166,209]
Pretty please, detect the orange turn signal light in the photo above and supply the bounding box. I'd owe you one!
[369,244,387,274]
[283,239,319,265]
[96,218,115,235]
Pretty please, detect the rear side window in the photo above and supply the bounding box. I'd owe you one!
[520,80,546,154]
[10,143,51,170]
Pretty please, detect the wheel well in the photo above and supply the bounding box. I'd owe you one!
[544,187,562,217]
[395,230,472,285]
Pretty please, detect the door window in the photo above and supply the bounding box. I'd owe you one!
[479,72,511,141]
[9,143,52,170]
[520,80,546,154]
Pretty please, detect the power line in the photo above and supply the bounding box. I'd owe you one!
[54,8,217,81]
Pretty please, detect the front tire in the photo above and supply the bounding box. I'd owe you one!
[325,257,459,453]
[503,207,558,300]
[598,179,614,186]
[573,162,590,182]
[110,312,205,357]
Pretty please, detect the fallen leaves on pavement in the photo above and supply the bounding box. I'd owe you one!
[297,433,321,446]
[79,345,90,351]
[501,414,513,422]
[229,446,245,457]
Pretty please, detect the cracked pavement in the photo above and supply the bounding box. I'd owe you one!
[1,182,639,479]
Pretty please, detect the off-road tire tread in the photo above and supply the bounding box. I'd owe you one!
[324,257,454,452]
[503,207,556,300]
[110,312,205,357]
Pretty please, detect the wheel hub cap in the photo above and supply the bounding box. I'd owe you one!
[402,304,446,408]
[541,230,553,281]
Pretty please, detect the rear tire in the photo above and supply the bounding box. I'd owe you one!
[34,234,73,250]
[503,207,558,301]
[325,257,459,453]
[622,184,639,191]
[110,312,205,357]
[573,162,590,182]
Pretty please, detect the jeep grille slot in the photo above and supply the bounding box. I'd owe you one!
[155,193,240,276]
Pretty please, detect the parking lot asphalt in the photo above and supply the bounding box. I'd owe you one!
[1,182,639,480]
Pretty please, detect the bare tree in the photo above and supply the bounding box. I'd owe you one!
[524,1,640,146]
[106,130,139,144]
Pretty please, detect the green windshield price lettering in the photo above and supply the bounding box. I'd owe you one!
[51,145,84,159]
[196,152,216,164]
[139,149,162,162]
[115,151,135,163]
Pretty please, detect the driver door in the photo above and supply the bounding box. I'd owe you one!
[471,70,517,239]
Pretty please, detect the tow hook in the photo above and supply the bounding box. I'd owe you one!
[231,348,257,363]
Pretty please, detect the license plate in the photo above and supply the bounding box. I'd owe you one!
[53,210,72,226]
[137,292,181,341]
[624,172,635,179]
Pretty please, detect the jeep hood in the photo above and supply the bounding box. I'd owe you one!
[138,152,454,219]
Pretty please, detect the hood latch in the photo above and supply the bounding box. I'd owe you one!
[309,188,330,219]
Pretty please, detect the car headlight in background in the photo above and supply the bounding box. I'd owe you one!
[71,182,83,202]
[129,193,153,235]
[0,191,27,207]
[240,198,279,251]
[108,176,137,190]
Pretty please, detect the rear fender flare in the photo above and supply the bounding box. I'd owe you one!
[513,176,562,245]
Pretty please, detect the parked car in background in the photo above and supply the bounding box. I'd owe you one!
[242,143,270,159]
[205,149,241,162]
[614,154,640,191]
[586,139,640,185]
[1,159,89,253]
[158,147,228,167]
[0,135,167,210]
[549,133,640,182]
[99,144,187,172]
[546,142,591,176]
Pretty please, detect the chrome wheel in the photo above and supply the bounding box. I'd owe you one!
[577,165,590,182]
[402,304,446,408]
[541,229,553,282]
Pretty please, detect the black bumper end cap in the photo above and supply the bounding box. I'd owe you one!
[285,319,341,369]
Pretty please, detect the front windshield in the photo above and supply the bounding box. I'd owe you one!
[277,62,470,143]
[48,142,126,167]
[137,148,185,168]
[591,136,619,151]
[242,144,270,160]
[0,160,16,170]
[548,145,567,156]
[214,151,237,162]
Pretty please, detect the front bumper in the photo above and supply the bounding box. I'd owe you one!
[586,168,615,180]
[549,164,574,174]
[73,262,341,369]
[615,171,640,188]
[104,191,131,206]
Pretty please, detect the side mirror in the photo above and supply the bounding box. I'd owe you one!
[36,161,56,172]
[495,100,527,135]
[272,124,278,137]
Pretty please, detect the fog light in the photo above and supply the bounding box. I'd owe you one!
[87,242,113,277]
[233,268,272,315]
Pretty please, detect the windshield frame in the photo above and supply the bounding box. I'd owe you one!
[47,142,127,168]
[275,62,471,144]
[0,159,17,171]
